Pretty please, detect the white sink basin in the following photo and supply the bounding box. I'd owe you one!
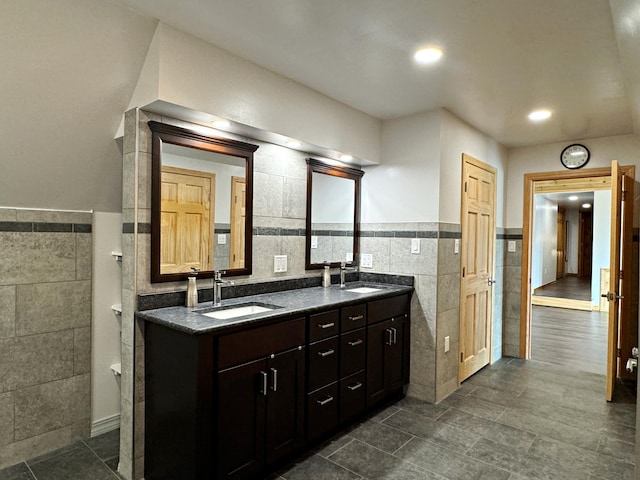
[346,287,381,294]
[201,304,276,320]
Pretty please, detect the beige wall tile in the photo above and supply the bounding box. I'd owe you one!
[0,331,74,392]
[0,233,77,286]
[389,237,437,275]
[137,152,152,211]
[74,327,91,375]
[254,172,283,218]
[0,286,16,339]
[437,238,461,275]
[280,236,306,276]
[75,233,93,281]
[0,209,17,222]
[123,109,137,156]
[283,177,306,219]
[436,273,460,313]
[15,210,92,224]
[14,374,90,441]
[360,236,391,272]
[135,344,144,404]
[122,153,137,210]
[252,236,283,279]
[0,392,14,447]
[16,281,91,336]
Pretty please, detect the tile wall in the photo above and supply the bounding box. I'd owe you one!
[502,228,523,358]
[0,208,92,469]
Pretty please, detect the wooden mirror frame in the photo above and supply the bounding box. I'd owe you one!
[305,158,364,270]
[149,121,258,282]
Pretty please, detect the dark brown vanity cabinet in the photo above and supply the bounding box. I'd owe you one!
[366,295,411,407]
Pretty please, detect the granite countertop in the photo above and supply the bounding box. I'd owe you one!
[136,282,413,335]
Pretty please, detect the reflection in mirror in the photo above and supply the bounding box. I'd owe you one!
[149,121,258,282]
[306,158,364,270]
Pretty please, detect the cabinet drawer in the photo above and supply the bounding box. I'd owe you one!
[339,370,366,424]
[367,294,410,324]
[340,304,366,332]
[339,328,366,378]
[308,310,339,343]
[307,382,338,442]
[218,317,305,370]
[308,337,339,393]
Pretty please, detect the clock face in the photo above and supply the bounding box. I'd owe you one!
[560,144,590,169]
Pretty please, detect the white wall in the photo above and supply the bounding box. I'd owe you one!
[439,110,508,227]
[505,134,640,227]
[592,190,612,305]
[131,23,381,164]
[92,212,122,432]
[531,196,558,289]
[362,110,442,223]
[566,208,579,274]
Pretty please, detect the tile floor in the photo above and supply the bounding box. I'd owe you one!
[0,358,635,480]
[0,429,120,480]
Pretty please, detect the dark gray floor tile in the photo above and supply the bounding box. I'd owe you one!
[28,445,119,480]
[496,408,600,451]
[528,436,634,480]
[83,429,120,460]
[349,419,413,453]
[597,435,635,464]
[280,454,362,480]
[466,385,519,408]
[607,405,637,427]
[103,456,119,472]
[26,443,82,466]
[396,396,450,419]
[367,405,400,422]
[315,434,355,458]
[466,438,586,480]
[437,408,536,452]
[465,371,526,395]
[455,382,477,396]
[0,463,35,480]
[438,393,506,420]
[382,409,479,450]
[329,438,443,480]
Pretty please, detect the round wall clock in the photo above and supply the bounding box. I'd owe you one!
[560,144,590,169]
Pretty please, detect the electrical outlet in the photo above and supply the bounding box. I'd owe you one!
[411,238,420,254]
[218,234,227,245]
[360,253,373,268]
[444,336,450,353]
[454,238,460,254]
[311,236,318,249]
[508,240,516,252]
[274,255,287,273]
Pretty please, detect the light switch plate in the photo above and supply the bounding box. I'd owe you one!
[218,234,227,245]
[444,336,450,353]
[508,240,516,253]
[346,252,353,262]
[274,255,287,273]
[411,238,420,254]
[360,253,373,268]
[311,236,318,249]
[454,238,460,254]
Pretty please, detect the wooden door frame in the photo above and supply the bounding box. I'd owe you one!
[520,165,634,358]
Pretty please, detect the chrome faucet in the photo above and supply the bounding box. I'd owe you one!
[340,261,358,288]
[213,271,234,306]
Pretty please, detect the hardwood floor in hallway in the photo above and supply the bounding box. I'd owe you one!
[531,305,607,375]
[533,275,591,301]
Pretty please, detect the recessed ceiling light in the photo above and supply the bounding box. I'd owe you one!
[211,119,231,129]
[286,140,302,148]
[568,195,578,201]
[582,203,591,208]
[414,47,444,64]
[528,110,552,122]
[340,154,353,162]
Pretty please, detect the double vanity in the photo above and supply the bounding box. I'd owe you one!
[139,281,412,480]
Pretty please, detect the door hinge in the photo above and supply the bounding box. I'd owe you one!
[622,190,627,201]
[460,352,464,362]
[462,267,465,277]
[619,270,623,280]
[464,182,468,193]
[617,348,622,358]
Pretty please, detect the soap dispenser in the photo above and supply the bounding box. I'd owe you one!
[186,268,199,307]
[322,264,331,288]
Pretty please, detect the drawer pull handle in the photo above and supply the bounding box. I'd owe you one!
[349,315,364,322]
[319,322,335,329]
[316,395,334,406]
[270,368,278,392]
[385,328,393,346]
[259,371,268,396]
[347,382,362,391]
[348,339,363,347]
[318,349,335,357]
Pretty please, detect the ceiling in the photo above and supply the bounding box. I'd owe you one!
[542,191,595,210]
[117,0,640,148]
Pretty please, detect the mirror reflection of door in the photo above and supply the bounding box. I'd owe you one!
[160,166,215,273]
[230,176,246,269]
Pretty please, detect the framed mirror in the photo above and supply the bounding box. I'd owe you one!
[305,158,364,269]
[149,121,258,282]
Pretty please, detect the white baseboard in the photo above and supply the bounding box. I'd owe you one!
[91,414,121,437]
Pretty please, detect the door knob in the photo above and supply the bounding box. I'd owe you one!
[626,358,637,373]
[488,277,496,286]
[632,347,639,358]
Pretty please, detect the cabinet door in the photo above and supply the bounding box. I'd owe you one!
[217,358,267,480]
[265,348,305,464]
[366,317,408,406]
